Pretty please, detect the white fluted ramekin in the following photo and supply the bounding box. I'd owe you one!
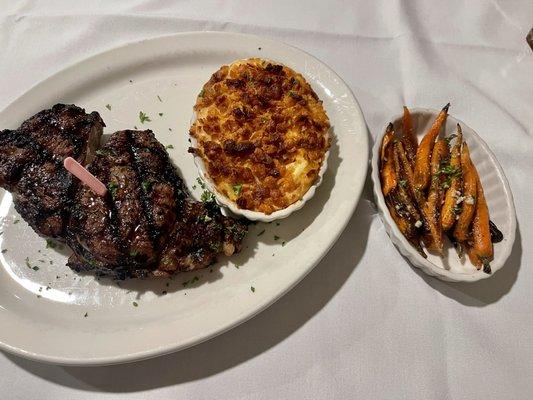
[371,108,516,282]
[189,114,331,223]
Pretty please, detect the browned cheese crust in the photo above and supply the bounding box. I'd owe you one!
[189,58,330,214]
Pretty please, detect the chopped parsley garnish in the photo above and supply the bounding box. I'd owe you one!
[274,235,280,241]
[201,190,216,203]
[1,249,6,253]
[13,219,20,224]
[192,185,197,190]
[32,266,39,271]
[444,134,457,145]
[196,177,206,189]
[453,205,463,214]
[257,229,265,237]
[198,214,213,223]
[129,250,139,257]
[250,286,256,293]
[232,183,243,196]
[105,104,111,110]
[108,182,119,198]
[84,312,88,317]
[165,144,174,149]
[162,290,167,295]
[398,179,407,187]
[141,180,153,192]
[198,89,205,97]
[158,112,164,117]
[282,241,286,247]
[133,301,138,307]
[139,111,151,124]
[25,257,31,268]
[46,239,57,249]
[435,163,462,189]
[157,95,162,102]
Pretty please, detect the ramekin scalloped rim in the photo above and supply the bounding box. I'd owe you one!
[188,82,331,222]
[371,108,516,282]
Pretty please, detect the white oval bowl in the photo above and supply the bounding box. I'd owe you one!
[371,108,516,282]
[188,61,331,223]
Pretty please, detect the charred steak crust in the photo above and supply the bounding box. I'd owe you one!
[67,130,247,278]
[0,104,104,238]
[1,105,246,278]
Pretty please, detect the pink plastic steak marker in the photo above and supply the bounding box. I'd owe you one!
[63,157,107,197]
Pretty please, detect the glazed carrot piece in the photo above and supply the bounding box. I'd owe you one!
[401,106,417,162]
[380,123,397,196]
[393,142,422,222]
[386,196,426,258]
[441,124,463,230]
[453,142,477,242]
[413,103,450,191]
[467,172,493,272]
[396,141,424,205]
[423,139,449,253]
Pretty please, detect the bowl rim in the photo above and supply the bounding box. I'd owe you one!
[371,107,517,282]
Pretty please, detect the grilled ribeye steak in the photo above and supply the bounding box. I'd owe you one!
[67,130,247,278]
[0,104,104,238]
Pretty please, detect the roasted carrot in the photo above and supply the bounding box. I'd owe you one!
[401,106,417,162]
[386,196,426,258]
[423,139,449,253]
[467,172,493,272]
[413,103,450,191]
[393,142,422,222]
[453,142,477,242]
[380,123,397,196]
[441,124,463,230]
[396,140,425,205]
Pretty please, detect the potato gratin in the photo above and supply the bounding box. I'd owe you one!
[189,58,331,214]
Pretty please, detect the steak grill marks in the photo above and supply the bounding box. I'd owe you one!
[1,105,247,278]
[0,104,104,238]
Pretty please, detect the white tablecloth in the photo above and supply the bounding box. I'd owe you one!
[1,1,532,399]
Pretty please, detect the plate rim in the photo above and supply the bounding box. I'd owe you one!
[0,31,369,365]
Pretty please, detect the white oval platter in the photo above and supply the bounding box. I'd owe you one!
[0,32,368,365]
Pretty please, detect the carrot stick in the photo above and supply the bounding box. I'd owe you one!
[413,103,450,191]
[401,106,417,162]
[386,196,426,258]
[453,142,477,242]
[393,142,422,222]
[380,123,397,196]
[441,124,463,231]
[467,171,493,272]
[396,140,424,205]
[423,139,449,253]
